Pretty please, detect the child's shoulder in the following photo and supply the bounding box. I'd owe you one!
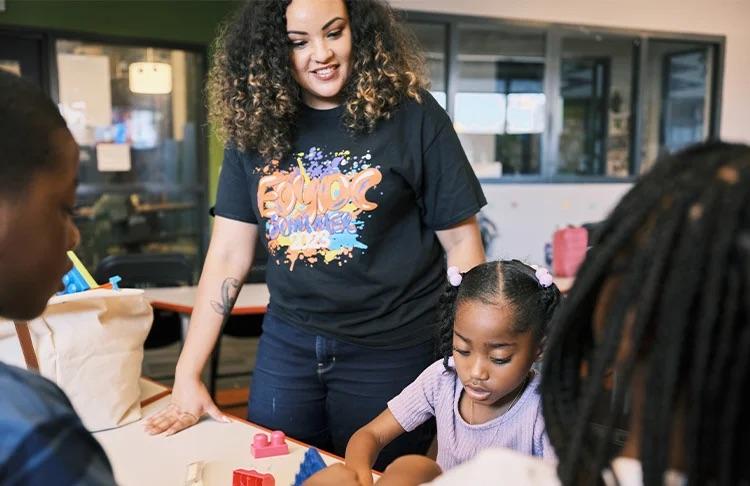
[525,369,544,405]
[507,370,545,421]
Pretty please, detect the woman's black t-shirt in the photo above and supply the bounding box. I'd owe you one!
[214,92,486,348]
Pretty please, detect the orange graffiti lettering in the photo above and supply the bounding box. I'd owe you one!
[258,168,382,218]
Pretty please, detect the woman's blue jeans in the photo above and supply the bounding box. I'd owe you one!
[247,312,436,470]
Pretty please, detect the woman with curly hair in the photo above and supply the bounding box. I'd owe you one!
[146,0,486,467]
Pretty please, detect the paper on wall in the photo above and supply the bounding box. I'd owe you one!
[57,54,112,144]
[96,143,131,172]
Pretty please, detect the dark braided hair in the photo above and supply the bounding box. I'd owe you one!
[541,142,750,485]
[438,260,561,371]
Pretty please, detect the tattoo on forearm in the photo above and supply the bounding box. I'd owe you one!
[210,277,241,317]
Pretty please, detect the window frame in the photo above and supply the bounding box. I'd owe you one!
[400,10,725,183]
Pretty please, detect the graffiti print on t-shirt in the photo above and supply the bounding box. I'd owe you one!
[257,146,382,270]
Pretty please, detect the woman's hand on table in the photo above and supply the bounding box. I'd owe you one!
[143,375,229,436]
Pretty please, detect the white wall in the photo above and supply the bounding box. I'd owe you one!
[391,0,750,263]
[480,183,630,263]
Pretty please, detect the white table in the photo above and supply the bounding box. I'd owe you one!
[96,381,366,486]
[144,284,270,316]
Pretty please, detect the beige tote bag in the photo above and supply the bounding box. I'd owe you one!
[5,288,153,432]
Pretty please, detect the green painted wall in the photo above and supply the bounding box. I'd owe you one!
[0,0,241,204]
[0,1,239,44]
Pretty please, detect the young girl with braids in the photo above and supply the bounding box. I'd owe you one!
[312,142,750,486]
[146,0,486,468]
[340,260,560,485]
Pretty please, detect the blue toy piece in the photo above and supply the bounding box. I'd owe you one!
[59,251,99,295]
[292,448,327,486]
[108,276,122,290]
[60,267,91,294]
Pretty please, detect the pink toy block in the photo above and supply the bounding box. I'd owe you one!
[250,431,289,459]
[232,469,275,486]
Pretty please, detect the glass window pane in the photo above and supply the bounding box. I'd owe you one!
[405,21,447,108]
[454,92,506,134]
[558,34,637,177]
[456,25,545,177]
[641,40,714,171]
[506,93,545,134]
[56,40,205,273]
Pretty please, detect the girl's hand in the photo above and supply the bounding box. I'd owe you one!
[303,464,362,486]
[143,375,229,436]
[376,456,442,486]
[353,466,375,486]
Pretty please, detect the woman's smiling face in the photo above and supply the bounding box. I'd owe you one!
[286,0,353,109]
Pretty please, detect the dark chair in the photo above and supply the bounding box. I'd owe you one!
[95,253,193,288]
[94,253,193,378]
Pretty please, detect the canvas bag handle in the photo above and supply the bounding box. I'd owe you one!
[13,321,40,372]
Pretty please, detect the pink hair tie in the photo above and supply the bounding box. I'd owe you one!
[447,266,462,287]
[535,267,554,288]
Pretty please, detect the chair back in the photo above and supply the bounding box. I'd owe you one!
[95,253,193,288]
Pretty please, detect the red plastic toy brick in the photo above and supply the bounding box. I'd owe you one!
[232,469,275,486]
[250,431,289,459]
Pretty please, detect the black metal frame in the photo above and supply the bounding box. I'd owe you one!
[559,56,611,176]
[400,10,726,184]
[659,46,713,150]
[0,29,50,91]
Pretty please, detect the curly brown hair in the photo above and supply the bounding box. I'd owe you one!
[208,0,429,160]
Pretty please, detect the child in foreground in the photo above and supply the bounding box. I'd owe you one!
[0,70,115,485]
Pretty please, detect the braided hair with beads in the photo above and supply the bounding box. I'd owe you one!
[437,260,561,371]
[541,142,750,485]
